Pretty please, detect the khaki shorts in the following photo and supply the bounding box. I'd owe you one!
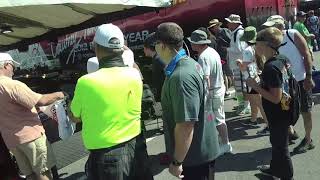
[10,134,56,176]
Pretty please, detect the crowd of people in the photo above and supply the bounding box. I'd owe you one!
[0,10,318,180]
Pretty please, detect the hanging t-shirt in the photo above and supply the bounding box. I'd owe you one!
[242,46,260,93]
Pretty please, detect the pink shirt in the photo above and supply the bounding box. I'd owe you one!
[0,76,44,149]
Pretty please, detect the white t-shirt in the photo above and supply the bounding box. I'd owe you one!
[198,47,224,95]
[86,49,135,74]
[227,25,248,70]
[279,29,306,81]
[242,46,260,92]
[122,49,135,67]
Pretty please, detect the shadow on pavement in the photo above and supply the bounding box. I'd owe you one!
[215,147,271,172]
[225,116,268,142]
[254,173,276,180]
[149,153,169,176]
[60,172,86,180]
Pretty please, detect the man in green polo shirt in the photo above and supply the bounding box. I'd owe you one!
[155,22,220,180]
[294,11,316,50]
[70,23,153,180]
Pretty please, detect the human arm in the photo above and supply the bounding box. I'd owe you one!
[12,81,64,109]
[294,31,315,90]
[69,79,84,123]
[168,75,201,178]
[246,78,282,104]
[169,122,194,178]
[36,92,64,106]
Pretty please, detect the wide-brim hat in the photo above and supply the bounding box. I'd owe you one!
[240,26,257,44]
[208,19,222,28]
[262,15,285,27]
[187,30,211,45]
[225,14,242,24]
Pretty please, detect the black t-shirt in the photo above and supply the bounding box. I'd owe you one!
[261,55,290,125]
[152,54,166,101]
[215,28,231,60]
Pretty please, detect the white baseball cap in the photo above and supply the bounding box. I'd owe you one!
[93,24,124,49]
[0,53,20,65]
[87,57,99,74]
[262,15,285,27]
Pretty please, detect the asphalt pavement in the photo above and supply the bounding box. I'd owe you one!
[55,52,320,180]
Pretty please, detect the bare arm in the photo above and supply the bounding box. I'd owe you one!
[294,32,315,90]
[67,107,81,123]
[294,32,313,72]
[173,122,194,163]
[36,92,64,106]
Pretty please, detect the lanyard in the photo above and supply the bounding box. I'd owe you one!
[165,49,187,76]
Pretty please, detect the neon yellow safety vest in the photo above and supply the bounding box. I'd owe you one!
[71,67,142,150]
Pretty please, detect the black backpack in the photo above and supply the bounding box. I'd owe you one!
[279,56,301,126]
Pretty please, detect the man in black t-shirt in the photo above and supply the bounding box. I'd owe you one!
[144,32,166,102]
[208,19,233,97]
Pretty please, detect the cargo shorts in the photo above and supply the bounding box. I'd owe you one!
[10,134,56,176]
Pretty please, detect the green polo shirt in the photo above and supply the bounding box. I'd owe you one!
[293,21,312,49]
[71,66,142,150]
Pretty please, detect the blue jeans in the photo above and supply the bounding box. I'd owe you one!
[87,135,153,180]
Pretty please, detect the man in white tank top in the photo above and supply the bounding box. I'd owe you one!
[263,15,316,153]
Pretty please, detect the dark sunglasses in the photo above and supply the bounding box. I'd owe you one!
[6,62,16,71]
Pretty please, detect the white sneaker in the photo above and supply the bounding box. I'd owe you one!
[220,142,233,155]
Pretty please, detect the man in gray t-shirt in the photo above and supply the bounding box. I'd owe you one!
[155,22,219,179]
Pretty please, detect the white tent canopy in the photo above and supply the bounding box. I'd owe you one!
[0,0,171,47]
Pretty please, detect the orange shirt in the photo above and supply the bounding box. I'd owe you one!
[0,76,44,149]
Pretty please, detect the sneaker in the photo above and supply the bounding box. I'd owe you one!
[257,165,279,179]
[237,107,251,115]
[293,138,315,153]
[241,119,258,127]
[288,130,299,141]
[219,142,233,155]
[257,126,270,135]
[225,91,231,98]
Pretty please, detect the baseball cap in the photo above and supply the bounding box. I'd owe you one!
[0,53,20,65]
[87,57,99,74]
[262,15,285,27]
[297,11,307,17]
[93,24,124,49]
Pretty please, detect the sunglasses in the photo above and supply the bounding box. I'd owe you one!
[6,62,16,71]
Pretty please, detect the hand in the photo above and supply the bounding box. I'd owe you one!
[235,59,242,66]
[57,92,65,100]
[246,77,258,89]
[169,163,184,179]
[303,78,315,91]
[310,34,316,39]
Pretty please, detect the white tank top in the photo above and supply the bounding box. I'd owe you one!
[279,29,306,82]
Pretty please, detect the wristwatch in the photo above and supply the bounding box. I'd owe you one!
[171,158,183,166]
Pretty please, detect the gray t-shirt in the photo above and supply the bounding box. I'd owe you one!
[161,57,220,166]
[198,47,224,96]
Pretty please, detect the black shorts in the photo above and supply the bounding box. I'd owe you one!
[222,63,233,76]
[299,80,313,113]
[248,89,258,94]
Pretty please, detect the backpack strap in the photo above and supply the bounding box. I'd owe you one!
[233,28,244,42]
[286,30,295,45]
